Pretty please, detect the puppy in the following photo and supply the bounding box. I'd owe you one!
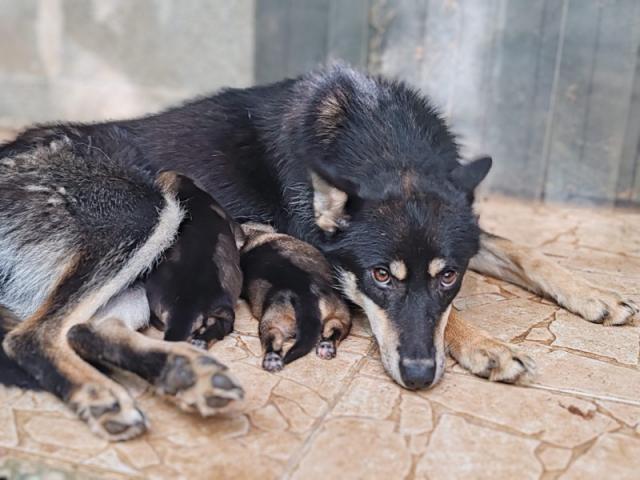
[145,172,244,347]
[240,223,351,371]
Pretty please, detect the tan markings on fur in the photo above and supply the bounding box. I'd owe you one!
[311,173,348,233]
[319,296,352,340]
[337,270,404,386]
[428,258,446,277]
[259,300,297,351]
[209,203,230,222]
[445,308,535,383]
[401,170,417,195]
[432,305,450,384]
[390,260,407,281]
[316,90,346,142]
[214,231,243,300]
[155,170,180,192]
[246,279,272,320]
[471,233,639,325]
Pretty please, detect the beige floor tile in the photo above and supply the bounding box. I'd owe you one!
[561,433,640,480]
[550,311,640,365]
[527,344,640,404]
[425,374,618,448]
[457,297,557,342]
[538,446,572,471]
[415,414,542,480]
[289,418,412,480]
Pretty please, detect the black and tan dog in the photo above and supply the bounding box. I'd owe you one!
[1,65,638,441]
[241,223,351,371]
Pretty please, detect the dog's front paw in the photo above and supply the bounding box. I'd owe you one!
[451,337,536,384]
[156,353,244,416]
[563,289,638,326]
[70,383,147,441]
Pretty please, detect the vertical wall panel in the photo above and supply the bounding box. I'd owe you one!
[327,0,370,68]
[542,0,601,203]
[484,0,564,198]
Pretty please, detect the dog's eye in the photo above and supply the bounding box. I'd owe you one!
[440,269,458,288]
[372,267,391,285]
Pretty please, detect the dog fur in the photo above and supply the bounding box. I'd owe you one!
[145,172,244,347]
[240,223,351,371]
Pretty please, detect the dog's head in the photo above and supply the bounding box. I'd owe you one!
[297,67,492,389]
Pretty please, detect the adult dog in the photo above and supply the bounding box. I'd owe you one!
[0,65,636,439]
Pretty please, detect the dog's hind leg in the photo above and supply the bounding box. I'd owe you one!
[471,231,638,325]
[2,254,151,441]
[67,314,244,416]
[445,308,536,384]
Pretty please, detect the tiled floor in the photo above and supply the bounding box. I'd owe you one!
[0,130,638,479]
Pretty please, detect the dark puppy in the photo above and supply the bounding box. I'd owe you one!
[241,223,351,371]
[145,171,244,347]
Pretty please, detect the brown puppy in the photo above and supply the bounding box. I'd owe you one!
[145,172,244,347]
[241,223,351,371]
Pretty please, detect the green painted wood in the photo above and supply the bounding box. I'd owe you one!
[616,34,640,205]
[286,0,330,76]
[376,0,428,84]
[545,0,640,205]
[327,0,370,68]
[542,0,601,203]
[484,0,565,198]
[254,0,292,84]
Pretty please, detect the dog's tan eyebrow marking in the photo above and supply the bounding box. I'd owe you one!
[428,258,446,277]
[390,260,407,280]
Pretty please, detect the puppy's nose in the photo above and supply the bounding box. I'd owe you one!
[400,358,436,390]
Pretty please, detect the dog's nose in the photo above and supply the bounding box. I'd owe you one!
[400,358,436,390]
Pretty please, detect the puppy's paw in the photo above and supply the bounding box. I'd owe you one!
[189,338,209,350]
[156,353,243,416]
[451,337,536,384]
[565,290,638,326]
[262,352,284,372]
[316,340,336,360]
[70,383,147,441]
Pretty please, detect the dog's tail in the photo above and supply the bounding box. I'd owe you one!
[283,291,322,365]
[0,306,41,390]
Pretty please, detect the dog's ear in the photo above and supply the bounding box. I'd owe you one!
[311,172,350,233]
[449,156,492,193]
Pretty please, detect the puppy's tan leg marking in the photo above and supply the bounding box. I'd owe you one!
[445,309,536,384]
[73,317,244,416]
[316,296,352,360]
[471,232,638,325]
[259,301,296,372]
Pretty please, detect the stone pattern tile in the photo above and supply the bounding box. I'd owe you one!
[0,195,638,479]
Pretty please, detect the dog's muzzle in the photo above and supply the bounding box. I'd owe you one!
[399,357,436,389]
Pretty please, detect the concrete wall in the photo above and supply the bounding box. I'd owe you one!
[0,0,255,129]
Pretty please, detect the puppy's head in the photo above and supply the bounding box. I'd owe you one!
[298,67,492,389]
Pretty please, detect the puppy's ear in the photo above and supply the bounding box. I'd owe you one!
[311,172,350,233]
[449,156,492,193]
[230,221,246,250]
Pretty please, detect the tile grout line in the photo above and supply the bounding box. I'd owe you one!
[279,341,377,480]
